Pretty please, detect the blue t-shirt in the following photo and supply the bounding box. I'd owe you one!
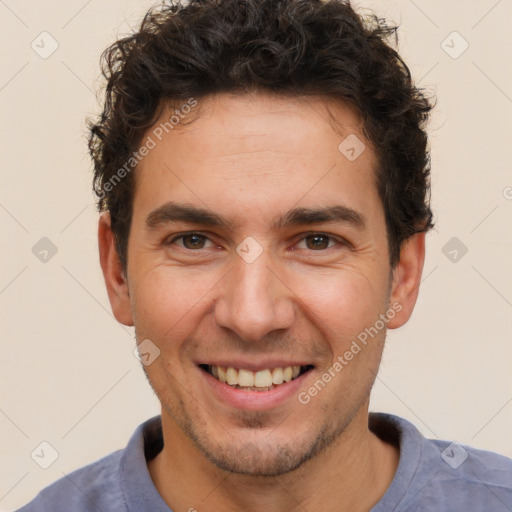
[17,413,512,511]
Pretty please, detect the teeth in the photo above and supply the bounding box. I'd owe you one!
[238,368,255,387]
[271,367,283,385]
[208,364,308,389]
[254,369,272,387]
[226,367,238,385]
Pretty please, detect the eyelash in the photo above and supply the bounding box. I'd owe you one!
[165,231,346,252]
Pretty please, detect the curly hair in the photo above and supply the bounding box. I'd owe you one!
[89,0,434,272]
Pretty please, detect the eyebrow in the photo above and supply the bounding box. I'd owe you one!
[146,202,234,229]
[272,205,366,231]
[145,202,366,231]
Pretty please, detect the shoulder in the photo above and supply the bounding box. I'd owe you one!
[373,413,512,511]
[16,449,125,512]
[411,438,512,510]
[16,416,163,512]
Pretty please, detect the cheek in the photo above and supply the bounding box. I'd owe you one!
[129,264,220,342]
[289,266,386,344]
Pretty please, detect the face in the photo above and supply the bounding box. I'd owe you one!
[100,92,424,476]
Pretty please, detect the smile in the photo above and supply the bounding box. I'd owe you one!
[199,364,314,391]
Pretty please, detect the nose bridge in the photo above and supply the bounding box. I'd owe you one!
[236,254,275,307]
[214,249,294,341]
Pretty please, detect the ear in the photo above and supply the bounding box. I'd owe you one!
[386,232,426,329]
[98,212,134,326]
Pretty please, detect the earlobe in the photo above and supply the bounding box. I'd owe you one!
[98,212,134,326]
[386,232,426,329]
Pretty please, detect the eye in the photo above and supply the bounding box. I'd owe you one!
[296,233,338,251]
[168,233,215,250]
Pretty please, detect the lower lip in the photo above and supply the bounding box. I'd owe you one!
[199,367,312,411]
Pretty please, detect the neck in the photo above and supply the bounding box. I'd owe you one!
[148,405,399,512]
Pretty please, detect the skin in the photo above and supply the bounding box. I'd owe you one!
[99,92,425,512]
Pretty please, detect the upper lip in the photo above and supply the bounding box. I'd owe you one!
[197,360,314,372]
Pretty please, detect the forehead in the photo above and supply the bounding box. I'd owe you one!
[132,92,383,230]
[158,92,367,161]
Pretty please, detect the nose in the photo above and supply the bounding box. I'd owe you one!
[214,250,295,342]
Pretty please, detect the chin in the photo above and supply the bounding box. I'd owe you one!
[184,417,346,477]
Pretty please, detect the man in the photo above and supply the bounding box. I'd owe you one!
[18,0,512,510]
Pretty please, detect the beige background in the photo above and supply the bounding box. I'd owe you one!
[1,0,511,509]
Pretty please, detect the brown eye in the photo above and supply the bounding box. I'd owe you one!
[305,234,331,250]
[166,233,213,250]
[181,234,208,249]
